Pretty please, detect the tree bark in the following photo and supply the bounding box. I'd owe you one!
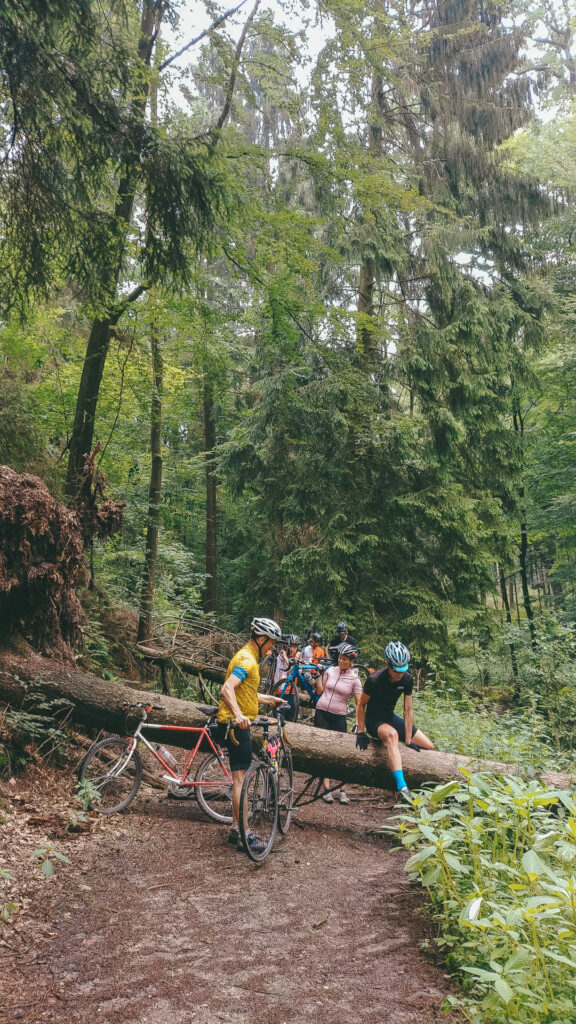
[0,650,571,792]
[65,0,163,496]
[203,378,218,614]
[499,566,519,690]
[513,409,537,651]
[137,318,164,642]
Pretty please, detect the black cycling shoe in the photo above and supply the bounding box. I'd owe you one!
[237,830,266,854]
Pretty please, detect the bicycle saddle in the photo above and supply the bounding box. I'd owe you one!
[197,704,218,716]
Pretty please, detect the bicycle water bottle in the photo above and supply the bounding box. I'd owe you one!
[157,745,177,768]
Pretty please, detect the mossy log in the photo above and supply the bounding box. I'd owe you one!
[0,650,572,793]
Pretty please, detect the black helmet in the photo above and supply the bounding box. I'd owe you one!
[312,632,322,643]
[336,621,348,634]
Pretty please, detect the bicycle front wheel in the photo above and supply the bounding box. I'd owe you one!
[195,752,233,824]
[78,736,142,813]
[277,748,293,835]
[239,761,278,863]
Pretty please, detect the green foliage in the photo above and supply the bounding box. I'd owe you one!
[0,693,73,774]
[76,778,101,811]
[394,773,576,1022]
[33,845,70,880]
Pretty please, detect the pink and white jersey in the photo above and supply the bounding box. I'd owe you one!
[316,666,362,716]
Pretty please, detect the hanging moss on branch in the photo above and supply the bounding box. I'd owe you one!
[0,466,86,654]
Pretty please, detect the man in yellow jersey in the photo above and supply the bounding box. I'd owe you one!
[217,616,285,852]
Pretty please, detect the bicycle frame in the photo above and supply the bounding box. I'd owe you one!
[120,706,232,790]
[274,661,323,706]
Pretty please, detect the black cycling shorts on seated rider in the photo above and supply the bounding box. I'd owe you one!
[365,712,418,742]
[214,721,252,771]
[314,707,348,734]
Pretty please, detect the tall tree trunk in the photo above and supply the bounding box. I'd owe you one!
[356,73,382,374]
[203,378,218,614]
[137,319,164,643]
[513,409,537,652]
[499,566,519,695]
[65,0,163,497]
[358,257,376,372]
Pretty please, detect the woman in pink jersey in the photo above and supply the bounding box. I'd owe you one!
[314,642,362,805]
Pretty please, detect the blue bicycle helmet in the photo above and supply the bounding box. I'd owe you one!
[385,641,410,672]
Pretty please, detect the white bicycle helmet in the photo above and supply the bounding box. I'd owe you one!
[250,616,282,642]
[385,641,410,671]
[338,642,357,660]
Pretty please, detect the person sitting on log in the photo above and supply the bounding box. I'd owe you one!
[354,641,434,804]
[217,616,286,852]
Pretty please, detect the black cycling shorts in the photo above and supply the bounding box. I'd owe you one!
[214,721,252,771]
[314,707,348,733]
[365,713,417,742]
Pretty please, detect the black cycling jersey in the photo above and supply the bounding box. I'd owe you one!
[327,634,358,665]
[363,666,413,721]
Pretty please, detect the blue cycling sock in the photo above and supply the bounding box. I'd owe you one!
[393,769,407,791]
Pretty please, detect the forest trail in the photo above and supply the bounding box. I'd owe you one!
[1,767,456,1024]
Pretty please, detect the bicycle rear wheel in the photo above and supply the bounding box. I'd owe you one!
[277,748,293,835]
[195,752,233,823]
[78,736,142,813]
[239,761,278,863]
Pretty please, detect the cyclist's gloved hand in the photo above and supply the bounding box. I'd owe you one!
[355,731,369,751]
[406,741,422,751]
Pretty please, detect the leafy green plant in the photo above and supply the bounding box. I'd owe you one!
[33,845,70,880]
[76,777,101,810]
[392,773,576,1022]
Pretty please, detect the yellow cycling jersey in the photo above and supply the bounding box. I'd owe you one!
[217,642,261,724]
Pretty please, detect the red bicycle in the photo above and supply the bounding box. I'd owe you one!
[78,702,233,823]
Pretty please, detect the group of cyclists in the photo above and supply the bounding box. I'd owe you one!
[217,616,434,854]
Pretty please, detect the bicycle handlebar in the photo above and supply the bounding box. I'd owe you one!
[227,703,291,747]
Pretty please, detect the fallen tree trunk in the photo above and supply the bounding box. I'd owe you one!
[0,650,572,792]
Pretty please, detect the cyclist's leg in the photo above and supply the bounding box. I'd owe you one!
[224,725,253,836]
[391,713,434,750]
[374,720,403,771]
[371,717,413,800]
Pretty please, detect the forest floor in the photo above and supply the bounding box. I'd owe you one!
[0,754,461,1024]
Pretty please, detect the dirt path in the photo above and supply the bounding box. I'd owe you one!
[0,766,456,1024]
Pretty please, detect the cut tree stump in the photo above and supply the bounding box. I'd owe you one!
[0,648,572,793]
